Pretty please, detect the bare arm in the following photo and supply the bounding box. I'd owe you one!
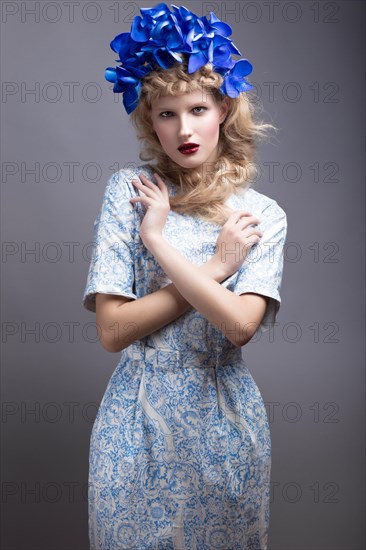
[96,255,229,353]
[143,236,267,348]
[96,172,267,352]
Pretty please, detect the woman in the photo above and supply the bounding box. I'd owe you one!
[83,3,287,548]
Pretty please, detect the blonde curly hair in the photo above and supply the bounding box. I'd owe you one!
[130,55,276,225]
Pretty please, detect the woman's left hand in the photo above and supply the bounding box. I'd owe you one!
[130,172,170,248]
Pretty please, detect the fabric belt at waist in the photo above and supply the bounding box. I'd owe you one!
[122,339,243,370]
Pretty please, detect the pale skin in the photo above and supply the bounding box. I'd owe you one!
[96,92,268,352]
[96,171,267,352]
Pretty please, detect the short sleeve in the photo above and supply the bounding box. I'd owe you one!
[82,170,138,313]
[232,201,288,332]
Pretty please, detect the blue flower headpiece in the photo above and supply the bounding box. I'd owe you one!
[105,2,254,114]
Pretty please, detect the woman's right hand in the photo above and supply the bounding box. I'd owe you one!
[213,210,263,279]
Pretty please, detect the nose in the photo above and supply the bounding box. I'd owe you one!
[177,115,193,140]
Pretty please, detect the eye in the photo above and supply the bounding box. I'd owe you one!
[192,106,207,114]
[158,106,207,118]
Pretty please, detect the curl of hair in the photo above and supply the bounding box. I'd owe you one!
[130,55,277,225]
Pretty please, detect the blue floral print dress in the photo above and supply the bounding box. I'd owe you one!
[82,164,287,550]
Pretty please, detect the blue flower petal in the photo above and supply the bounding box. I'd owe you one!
[110,33,130,54]
[170,51,184,63]
[207,40,213,62]
[151,20,183,48]
[188,51,208,73]
[105,2,254,114]
[105,67,117,83]
[140,3,171,18]
[222,76,240,98]
[232,58,253,78]
[123,85,140,114]
[184,28,195,50]
[212,35,241,57]
[213,47,235,68]
[171,4,202,34]
[131,15,151,42]
[154,48,178,69]
[209,12,233,38]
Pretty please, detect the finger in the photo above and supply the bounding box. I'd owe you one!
[244,227,263,238]
[244,234,262,249]
[226,210,254,225]
[237,210,253,216]
[140,173,162,191]
[153,172,169,198]
[153,172,165,185]
[131,178,157,199]
[236,227,262,243]
[237,215,262,229]
[129,195,153,208]
[141,173,167,199]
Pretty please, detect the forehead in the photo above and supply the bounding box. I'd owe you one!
[151,89,217,110]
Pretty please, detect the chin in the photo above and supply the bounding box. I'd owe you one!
[174,158,200,168]
[164,155,194,169]
[171,154,212,170]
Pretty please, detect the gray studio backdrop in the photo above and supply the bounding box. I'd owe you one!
[1,1,365,549]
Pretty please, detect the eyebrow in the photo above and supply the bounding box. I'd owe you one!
[152,100,209,111]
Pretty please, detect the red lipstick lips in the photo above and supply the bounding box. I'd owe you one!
[178,142,200,155]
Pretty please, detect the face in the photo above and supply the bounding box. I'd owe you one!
[150,89,228,170]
